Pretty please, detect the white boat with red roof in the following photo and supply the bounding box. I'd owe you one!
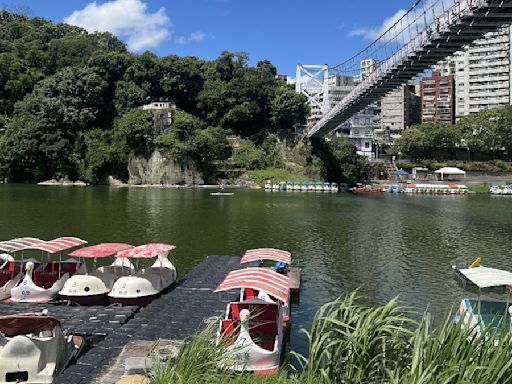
[108,243,177,306]
[8,237,87,303]
[59,243,135,305]
[214,267,291,375]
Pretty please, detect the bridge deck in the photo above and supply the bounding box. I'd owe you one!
[309,0,512,138]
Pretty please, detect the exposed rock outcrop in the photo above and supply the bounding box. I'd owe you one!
[128,150,203,185]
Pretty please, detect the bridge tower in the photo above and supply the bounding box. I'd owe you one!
[295,64,330,126]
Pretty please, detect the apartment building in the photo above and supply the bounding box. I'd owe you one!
[376,84,421,143]
[420,71,455,124]
[437,25,512,119]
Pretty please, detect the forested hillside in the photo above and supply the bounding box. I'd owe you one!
[0,10,313,183]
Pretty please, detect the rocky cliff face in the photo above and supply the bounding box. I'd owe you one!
[128,150,203,185]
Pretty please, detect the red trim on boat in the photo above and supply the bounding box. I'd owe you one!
[69,243,133,258]
[0,237,45,252]
[214,268,290,303]
[116,243,176,258]
[241,248,291,264]
[23,236,87,253]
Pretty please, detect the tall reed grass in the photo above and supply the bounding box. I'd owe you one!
[151,292,512,384]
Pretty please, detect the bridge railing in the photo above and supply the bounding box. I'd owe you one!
[312,0,488,135]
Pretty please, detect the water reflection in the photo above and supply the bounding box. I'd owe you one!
[2,185,512,355]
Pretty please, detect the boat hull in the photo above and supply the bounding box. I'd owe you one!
[109,292,160,306]
[60,293,109,306]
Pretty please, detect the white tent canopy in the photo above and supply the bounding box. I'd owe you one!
[435,167,466,180]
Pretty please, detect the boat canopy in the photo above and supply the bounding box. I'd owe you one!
[117,243,176,258]
[214,267,290,303]
[0,313,60,337]
[241,248,291,265]
[22,237,88,254]
[457,267,512,289]
[0,237,45,253]
[69,243,133,258]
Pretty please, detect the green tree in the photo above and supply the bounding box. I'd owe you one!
[113,109,155,161]
[270,85,308,129]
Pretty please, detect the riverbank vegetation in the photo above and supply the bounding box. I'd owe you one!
[0,10,372,186]
[393,105,512,162]
[395,160,512,174]
[151,292,512,384]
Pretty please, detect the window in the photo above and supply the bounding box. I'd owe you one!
[354,130,359,135]
[364,142,370,149]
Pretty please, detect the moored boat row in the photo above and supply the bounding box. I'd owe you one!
[264,180,340,192]
[0,237,177,306]
[490,185,512,195]
[403,183,469,194]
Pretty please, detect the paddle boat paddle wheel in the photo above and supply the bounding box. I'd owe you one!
[214,267,291,375]
[9,237,87,303]
[0,311,84,384]
[108,243,177,306]
[59,243,135,305]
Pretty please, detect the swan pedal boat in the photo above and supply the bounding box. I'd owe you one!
[0,254,40,300]
[108,243,177,306]
[59,243,135,305]
[0,312,84,384]
[6,236,88,303]
[214,267,290,375]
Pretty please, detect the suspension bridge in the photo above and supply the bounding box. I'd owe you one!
[306,0,512,138]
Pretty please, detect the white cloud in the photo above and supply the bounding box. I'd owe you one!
[174,31,206,45]
[64,0,171,51]
[350,9,407,41]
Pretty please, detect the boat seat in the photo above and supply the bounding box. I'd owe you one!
[33,272,60,289]
[244,288,257,300]
[137,267,174,290]
[221,319,239,340]
[39,330,53,338]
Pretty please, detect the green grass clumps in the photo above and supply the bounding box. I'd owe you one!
[246,168,313,186]
[151,292,512,384]
[467,184,490,193]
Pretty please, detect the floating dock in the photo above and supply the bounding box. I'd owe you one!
[288,266,301,292]
[47,255,248,384]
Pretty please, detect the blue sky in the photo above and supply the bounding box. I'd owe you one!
[11,0,416,76]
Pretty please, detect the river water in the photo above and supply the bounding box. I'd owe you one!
[1,184,512,354]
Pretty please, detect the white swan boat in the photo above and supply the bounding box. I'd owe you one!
[214,267,290,375]
[453,261,512,339]
[59,243,134,305]
[108,243,177,306]
[0,238,47,300]
[0,311,84,383]
[10,237,87,303]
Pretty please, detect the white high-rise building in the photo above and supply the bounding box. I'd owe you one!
[360,59,379,82]
[438,25,512,119]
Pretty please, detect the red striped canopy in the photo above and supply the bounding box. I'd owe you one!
[116,243,176,258]
[69,243,133,258]
[214,267,290,303]
[22,237,87,254]
[0,237,45,253]
[240,248,291,265]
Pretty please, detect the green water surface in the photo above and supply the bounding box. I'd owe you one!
[1,184,512,353]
